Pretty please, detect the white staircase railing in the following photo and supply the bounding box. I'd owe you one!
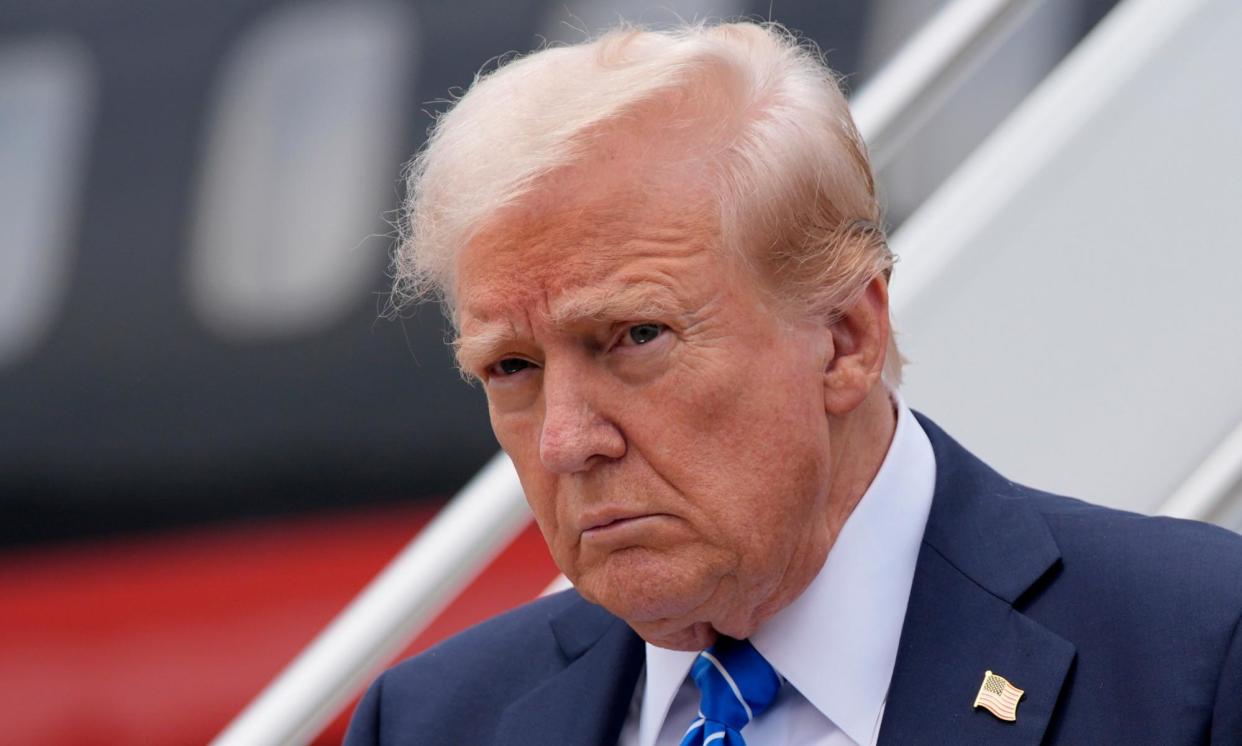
[212,453,528,746]
[850,0,1042,172]
[1160,419,1242,524]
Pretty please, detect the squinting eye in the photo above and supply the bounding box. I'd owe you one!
[494,358,532,376]
[626,323,665,346]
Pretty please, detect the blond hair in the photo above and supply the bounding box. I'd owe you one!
[394,21,901,382]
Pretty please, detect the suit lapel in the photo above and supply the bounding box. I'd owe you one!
[877,543,1075,745]
[879,415,1077,745]
[495,594,644,746]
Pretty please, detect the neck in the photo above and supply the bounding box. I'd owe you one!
[823,385,898,541]
[744,385,897,634]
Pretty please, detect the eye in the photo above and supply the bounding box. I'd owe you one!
[623,323,665,346]
[490,357,533,377]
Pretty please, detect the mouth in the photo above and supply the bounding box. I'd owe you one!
[579,511,669,537]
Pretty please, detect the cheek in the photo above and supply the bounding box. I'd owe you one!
[657,338,822,456]
[489,405,561,538]
[489,401,594,582]
[636,339,830,545]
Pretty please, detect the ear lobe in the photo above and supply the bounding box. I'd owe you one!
[823,276,891,416]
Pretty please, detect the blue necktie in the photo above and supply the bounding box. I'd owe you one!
[679,637,781,746]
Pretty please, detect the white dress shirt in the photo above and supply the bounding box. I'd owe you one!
[617,394,936,746]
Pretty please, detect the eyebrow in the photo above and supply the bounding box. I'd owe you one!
[453,324,516,377]
[548,283,684,326]
[453,283,686,374]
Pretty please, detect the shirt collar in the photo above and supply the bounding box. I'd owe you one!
[638,394,936,746]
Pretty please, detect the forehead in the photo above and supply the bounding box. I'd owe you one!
[455,169,721,325]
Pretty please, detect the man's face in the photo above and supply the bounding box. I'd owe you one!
[454,156,839,649]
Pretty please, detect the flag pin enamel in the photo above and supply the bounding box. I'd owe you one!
[973,670,1025,722]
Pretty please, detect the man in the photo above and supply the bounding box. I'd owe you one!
[346,22,1242,745]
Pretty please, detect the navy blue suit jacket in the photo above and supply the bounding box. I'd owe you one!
[345,415,1242,744]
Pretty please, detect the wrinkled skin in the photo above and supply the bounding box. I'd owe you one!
[454,143,894,650]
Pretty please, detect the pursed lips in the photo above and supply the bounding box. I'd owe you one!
[577,510,668,536]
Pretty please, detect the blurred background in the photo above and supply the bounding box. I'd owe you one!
[5,0,1241,743]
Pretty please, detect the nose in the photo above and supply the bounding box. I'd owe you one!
[538,366,626,474]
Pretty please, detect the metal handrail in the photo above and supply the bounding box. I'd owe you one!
[850,0,1044,172]
[882,0,1233,527]
[1159,419,1242,523]
[211,453,529,746]
[213,1,1053,742]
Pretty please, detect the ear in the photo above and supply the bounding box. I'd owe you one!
[823,276,891,416]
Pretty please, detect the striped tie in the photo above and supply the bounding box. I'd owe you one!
[679,637,781,746]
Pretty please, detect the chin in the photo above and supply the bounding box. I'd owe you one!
[570,546,721,629]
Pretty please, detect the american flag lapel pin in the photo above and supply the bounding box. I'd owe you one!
[973,670,1025,722]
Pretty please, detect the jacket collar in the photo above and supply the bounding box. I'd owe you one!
[878,413,1076,745]
[495,592,644,746]
[915,413,1062,603]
